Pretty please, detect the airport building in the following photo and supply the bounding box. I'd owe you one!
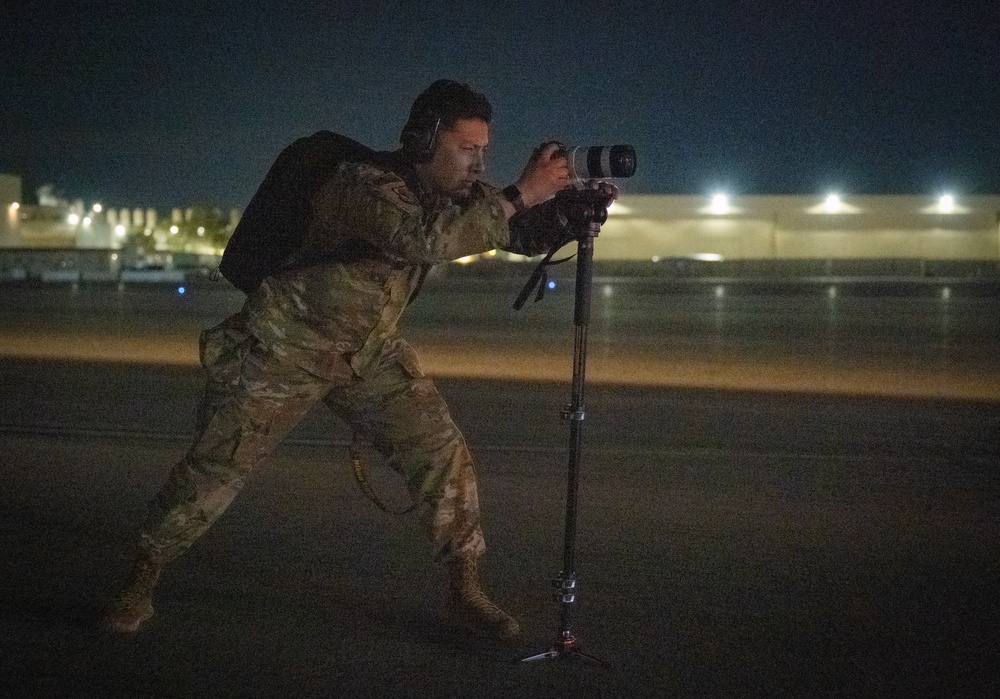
[599,194,1000,262]
[2,172,999,279]
[585,193,1000,278]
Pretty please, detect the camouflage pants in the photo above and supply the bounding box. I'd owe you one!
[139,317,486,563]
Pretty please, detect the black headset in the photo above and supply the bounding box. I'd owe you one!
[399,107,442,163]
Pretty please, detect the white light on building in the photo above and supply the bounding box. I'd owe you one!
[68,213,80,226]
[699,192,738,215]
[710,193,729,215]
[115,224,127,238]
[921,193,968,215]
[807,193,860,214]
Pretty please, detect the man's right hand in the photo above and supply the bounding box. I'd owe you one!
[513,142,571,208]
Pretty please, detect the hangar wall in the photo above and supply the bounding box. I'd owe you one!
[597,195,1000,261]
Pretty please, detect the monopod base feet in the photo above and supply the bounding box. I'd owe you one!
[516,632,608,667]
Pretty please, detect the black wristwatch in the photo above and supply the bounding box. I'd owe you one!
[502,184,527,214]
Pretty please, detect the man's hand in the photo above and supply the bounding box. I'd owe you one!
[514,142,571,208]
[583,178,619,205]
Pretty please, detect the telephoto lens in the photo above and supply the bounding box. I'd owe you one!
[564,145,636,180]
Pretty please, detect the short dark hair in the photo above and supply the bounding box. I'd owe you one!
[399,80,492,162]
[406,79,492,130]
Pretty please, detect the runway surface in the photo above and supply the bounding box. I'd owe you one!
[1,277,998,399]
[0,278,998,697]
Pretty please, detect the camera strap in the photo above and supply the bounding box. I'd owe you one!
[349,430,419,515]
[512,243,576,310]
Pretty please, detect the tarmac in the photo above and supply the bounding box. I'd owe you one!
[1,282,998,697]
[2,358,999,698]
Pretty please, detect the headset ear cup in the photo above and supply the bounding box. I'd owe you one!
[401,113,440,163]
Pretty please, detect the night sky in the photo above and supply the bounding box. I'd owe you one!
[3,0,998,210]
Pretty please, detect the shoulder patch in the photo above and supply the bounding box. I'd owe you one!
[365,167,420,207]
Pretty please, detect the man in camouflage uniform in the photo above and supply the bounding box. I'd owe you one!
[103,80,571,640]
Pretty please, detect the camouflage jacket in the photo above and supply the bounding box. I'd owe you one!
[242,156,557,380]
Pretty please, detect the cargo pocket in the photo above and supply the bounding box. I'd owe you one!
[396,340,426,379]
[200,320,255,387]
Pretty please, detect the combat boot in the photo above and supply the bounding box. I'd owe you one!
[101,552,166,633]
[445,556,520,640]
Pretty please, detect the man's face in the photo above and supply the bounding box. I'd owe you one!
[418,118,489,199]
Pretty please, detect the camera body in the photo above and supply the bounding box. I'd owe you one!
[548,144,634,224]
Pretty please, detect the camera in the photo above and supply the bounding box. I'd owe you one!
[559,144,637,182]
